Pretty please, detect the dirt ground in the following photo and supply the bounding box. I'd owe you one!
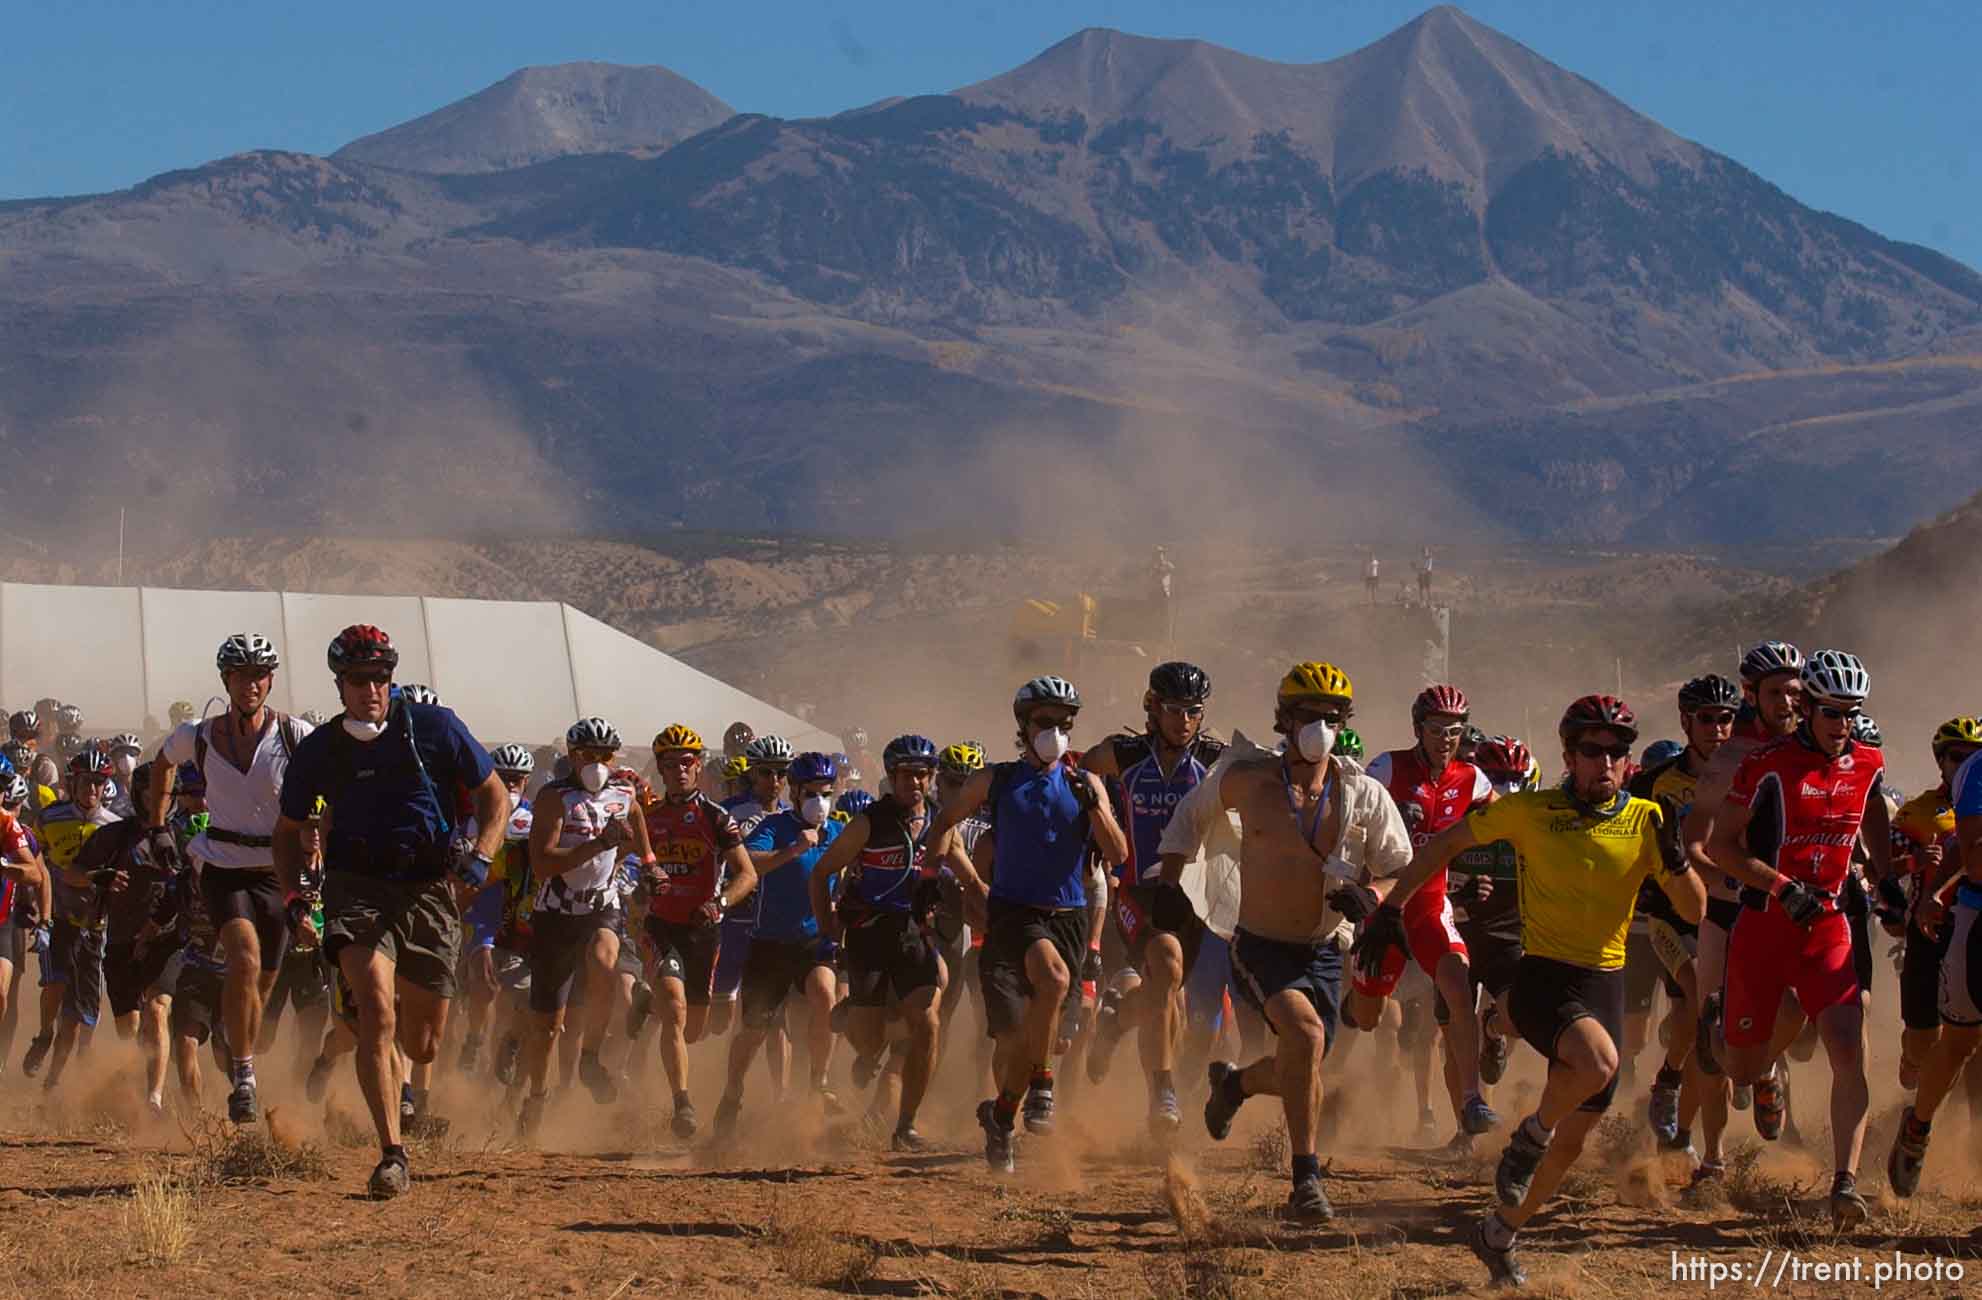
[3,1002,1979,1300]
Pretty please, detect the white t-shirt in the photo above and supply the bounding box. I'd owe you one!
[161,713,313,870]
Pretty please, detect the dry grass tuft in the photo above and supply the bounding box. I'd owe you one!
[1139,1242,1268,1300]
[764,1192,881,1290]
[183,1111,333,1186]
[1248,1122,1289,1174]
[120,1163,197,1266]
[1162,1158,1213,1241]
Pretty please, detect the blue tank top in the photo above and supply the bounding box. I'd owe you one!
[1109,735,1222,885]
[988,761,1090,910]
[847,795,925,913]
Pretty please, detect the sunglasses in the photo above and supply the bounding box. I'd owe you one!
[1286,708,1349,727]
[1420,722,1466,740]
[1157,702,1206,720]
[340,671,393,688]
[1572,742,1632,762]
[1813,704,1863,721]
[654,752,701,769]
[1689,709,1737,727]
[76,774,113,787]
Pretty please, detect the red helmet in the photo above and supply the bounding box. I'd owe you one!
[1474,735,1533,783]
[1559,694,1637,745]
[327,624,399,675]
[1411,683,1471,726]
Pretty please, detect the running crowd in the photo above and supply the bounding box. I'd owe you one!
[0,623,1976,1289]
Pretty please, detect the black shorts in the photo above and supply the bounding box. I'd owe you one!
[568,925,640,1010]
[528,909,619,1014]
[1902,920,1954,1032]
[1228,927,1341,1053]
[1623,929,1681,1013]
[1509,955,1626,1113]
[1704,895,1742,934]
[1435,918,1523,1025]
[172,962,223,1044]
[845,912,942,1008]
[48,919,105,1028]
[643,915,720,1006]
[1115,884,1207,979]
[1847,902,1874,996]
[321,871,462,999]
[103,940,178,1020]
[937,936,967,1017]
[268,944,332,1014]
[741,937,831,1030]
[199,865,291,974]
[0,922,23,970]
[978,899,1087,1039]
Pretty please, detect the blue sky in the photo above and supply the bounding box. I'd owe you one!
[3,1,1975,267]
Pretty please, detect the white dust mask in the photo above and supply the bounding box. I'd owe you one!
[1296,719,1336,764]
[1032,727,1071,764]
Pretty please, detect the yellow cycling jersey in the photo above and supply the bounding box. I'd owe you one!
[1464,788,1666,972]
[1893,789,1953,850]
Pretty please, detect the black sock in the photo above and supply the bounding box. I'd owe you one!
[1673,1126,1691,1148]
[1030,1065,1053,1091]
[1482,1210,1517,1250]
[382,1143,407,1165]
[1291,1153,1321,1184]
[1655,1062,1684,1088]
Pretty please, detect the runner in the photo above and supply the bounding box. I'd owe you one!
[1626,675,1737,1173]
[714,751,842,1136]
[455,743,536,1079]
[1078,661,1225,1134]
[811,737,944,1148]
[1886,738,1982,1196]
[517,718,656,1131]
[930,742,989,1061]
[926,676,1127,1174]
[638,724,755,1138]
[0,776,48,1078]
[1889,717,1980,1093]
[1157,660,1411,1221]
[709,735,792,1036]
[36,747,122,1088]
[148,633,312,1124]
[1354,684,1499,1137]
[1706,650,1887,1228]
[273,624,508,1199]
[1360,693,1704,1285]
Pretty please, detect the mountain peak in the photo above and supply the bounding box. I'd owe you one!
[333,61,734,174]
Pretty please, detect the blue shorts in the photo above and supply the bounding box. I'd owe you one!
[1185,929,1232,1027]
[1228,927,1340,1053]
[712,916,753,1003]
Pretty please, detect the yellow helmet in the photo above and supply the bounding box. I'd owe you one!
[652,724,706,755]
[720,754,750,781]
[1932,716,1982,757]
[938,741,986,776]
[1278,661,1353,706]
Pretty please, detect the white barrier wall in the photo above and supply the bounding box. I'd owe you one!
[423,597,578,747]
[139,588,292,719]
[2,583,148,727]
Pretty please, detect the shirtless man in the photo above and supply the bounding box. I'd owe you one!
[1156,661,1411,1222]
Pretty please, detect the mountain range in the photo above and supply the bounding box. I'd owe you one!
[2,6,1977,548]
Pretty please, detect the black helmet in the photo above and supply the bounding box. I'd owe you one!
[1559,694,1638,746]
[1148,661,1210,705]
[1677,674,1741,712]
[1739,639,1803,684]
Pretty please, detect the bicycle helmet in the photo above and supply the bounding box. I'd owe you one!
[1739,639,1803,683]
[836,789,876,817]
[883,734,938,772]
[168,701,197,726]
[652,724,705,755]
[1800,649,1870,706]
[107,732,142,756]
[1849,714,1883,748]
[327,624,398,675]
[723,721,755,755]
[1332,726,1365,761]
[7,711,36,740]
[1148,661,1211,704]
[55,734,85,761]
[397,684,441,706]
[1640,739,1686,768]
[0,773,27,810]
[743,735,793,767]
[790,751,838,786]
[1474,736,1536,788]
[55,704,83,734]
[300,710,329,727]
[938,740,986,776]
[847,727,869,750]
[1460,725,1488,759]
[490,743,535,775]
[1411,684,1470,725]
[175,761,207,796]
[1559,694,1638,745]
[720,755,751,782]
[69,747,112,776]
[565,717,622,751]
[215,633,280,674]
[1,741,31,772]
[1677,674,1741,712]
[1277,661,1353,706]
[1931,716,1982,758]
[1012,676,1081,720]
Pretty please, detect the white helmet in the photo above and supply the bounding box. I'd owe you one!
[1800,649,1869,706]
[1013,675,1081,720]
[216,633,281,673]
[566,717,621,751]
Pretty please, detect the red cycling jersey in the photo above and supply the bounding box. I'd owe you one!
[1725,733,1886,898]
[640,791,743,925]
[1366,748,1492,902]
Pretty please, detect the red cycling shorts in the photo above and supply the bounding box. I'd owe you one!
[1352,887,1469,998]
[1723,904,1857,1049]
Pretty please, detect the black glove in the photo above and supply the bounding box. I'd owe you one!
[1081,948,1104,984]
[1069,771,1100,812]
[1350,906,1407,981]
[1775,879,1825,927]
[1327,881,1382,924]
[1655,797,1692,876]
[1149,881,1195,933]
[1874,874,1909,923]
[145,825,182,873]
